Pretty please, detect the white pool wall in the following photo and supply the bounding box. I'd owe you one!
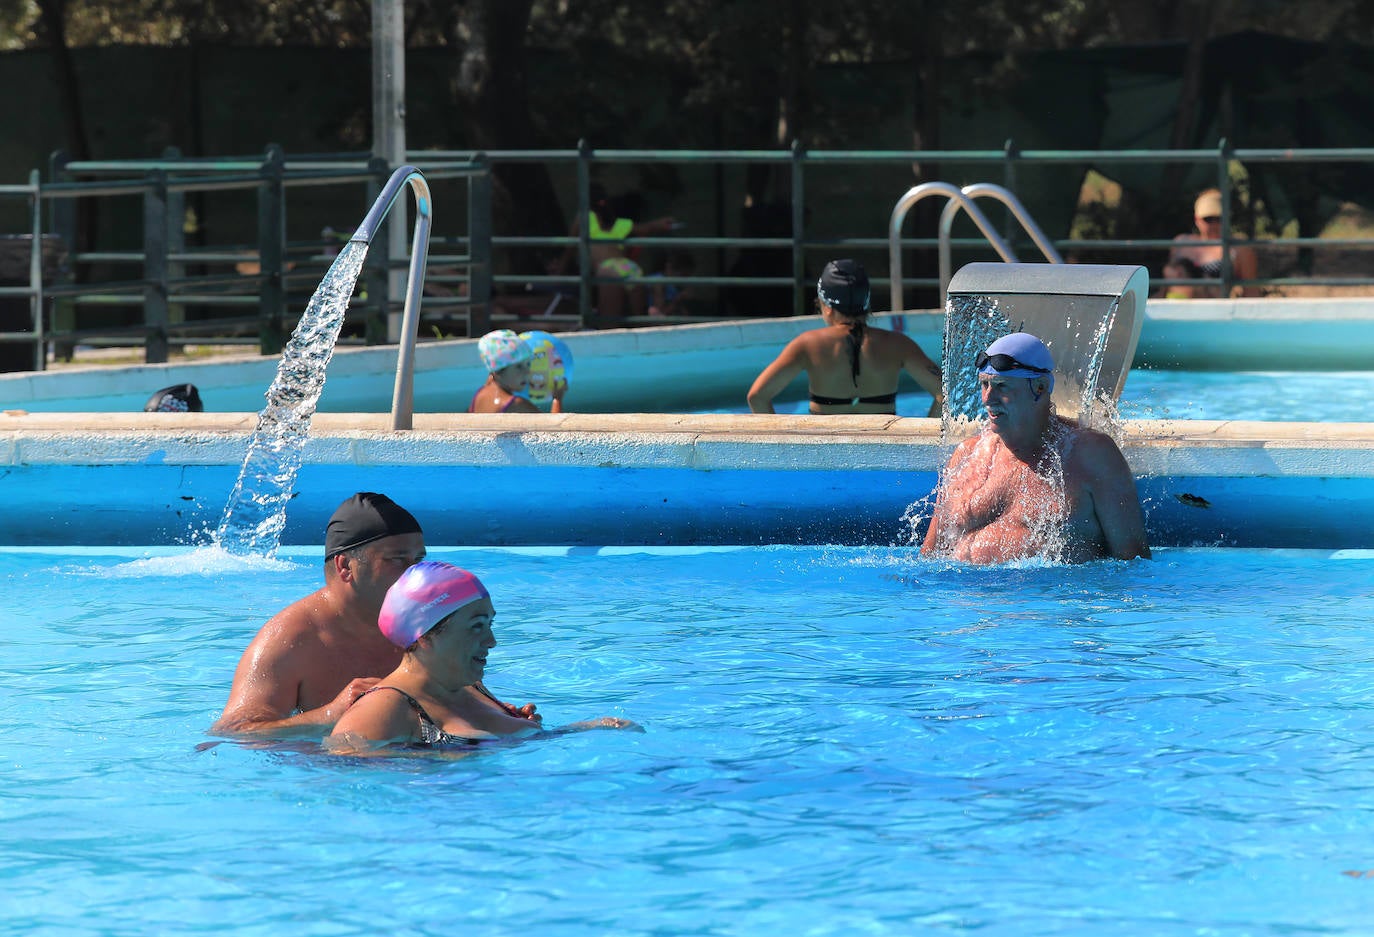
[4,297,1373,414]
[2,411,1371,549]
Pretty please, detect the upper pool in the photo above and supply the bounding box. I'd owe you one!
[733,369,1374,422]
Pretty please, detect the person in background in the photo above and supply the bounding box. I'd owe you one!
[328,561,639,753]
[212,492,538,737]
[553,183,677,327]
[921,333,1150,564]
[469,329,564,414]
[647,250,697,318]
[144,383,203,412]
[747,259,943,416]
[1162,189,1261,298]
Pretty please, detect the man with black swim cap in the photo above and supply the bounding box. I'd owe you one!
[921,333,1149,564]
[213,492,538,737]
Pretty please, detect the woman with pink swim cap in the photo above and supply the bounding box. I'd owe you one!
[468,329,565,414]
[328,561,637,752]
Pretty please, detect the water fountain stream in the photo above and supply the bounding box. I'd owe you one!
[213,166,432,556]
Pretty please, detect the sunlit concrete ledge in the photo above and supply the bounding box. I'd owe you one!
[1,411,1371,549]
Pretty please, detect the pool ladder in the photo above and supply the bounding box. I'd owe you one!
[887,182,1063,313]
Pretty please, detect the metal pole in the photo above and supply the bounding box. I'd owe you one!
[163,146,186,346]
[348,165,432,430]
[468,154,493,336]
[1217,138,1233,295]
[576,139,592,328]
[256,146,285,355]
[143,169,170,363]
[790,140,806,317]
[28,169,44,371]
[373,0,408,343]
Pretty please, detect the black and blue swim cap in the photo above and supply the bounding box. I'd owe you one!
[817,259,871,316]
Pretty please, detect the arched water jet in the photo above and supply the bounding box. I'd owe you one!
[214,166,432,557]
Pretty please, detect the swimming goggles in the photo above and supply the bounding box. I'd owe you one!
[975,351,1052,374]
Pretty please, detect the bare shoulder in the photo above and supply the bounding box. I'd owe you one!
[1065,425,1133,478]
[945,433,982,467]
[245,591,327,663]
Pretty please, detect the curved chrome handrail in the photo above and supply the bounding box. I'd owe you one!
[350,165,433,430]
[887,182,1015,313]
[937,183,1062,300]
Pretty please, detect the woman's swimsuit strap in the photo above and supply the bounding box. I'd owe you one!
[360,686,479,748]
[809,391,898,407]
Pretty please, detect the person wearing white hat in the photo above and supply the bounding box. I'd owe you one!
[1161,188,1260,298]
[921,333,1150,564]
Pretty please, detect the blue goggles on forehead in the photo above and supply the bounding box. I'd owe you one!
[976,351,1051,374]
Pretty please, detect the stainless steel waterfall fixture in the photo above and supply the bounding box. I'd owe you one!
[351,165,433,430]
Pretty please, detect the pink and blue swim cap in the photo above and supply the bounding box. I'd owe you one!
[379,561,490,649]
[478,329,533,373]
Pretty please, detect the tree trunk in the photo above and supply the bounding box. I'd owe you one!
[453,0,567,276]
[37,0,97,255]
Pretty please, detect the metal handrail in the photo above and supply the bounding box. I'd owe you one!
[936,183,1063,303]
[347,165,433,430]
[888,182,1017,314]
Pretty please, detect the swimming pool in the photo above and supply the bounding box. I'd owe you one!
[720,369,1374,423]
[5,544,1372,934]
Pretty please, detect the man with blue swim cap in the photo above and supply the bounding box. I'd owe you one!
[921,332,1150,564]
[212,492,538,737]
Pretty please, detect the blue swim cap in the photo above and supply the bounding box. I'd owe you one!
[978,332,1055,391]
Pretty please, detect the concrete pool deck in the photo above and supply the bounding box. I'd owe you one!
[3,411,1372,549]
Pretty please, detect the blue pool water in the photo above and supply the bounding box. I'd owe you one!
[5,544,1374,934]
[724,370,1374,422]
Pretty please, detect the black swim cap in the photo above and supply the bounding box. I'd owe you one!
[817,259,871,316]
[144,383,203,413]
[324,492,422,559]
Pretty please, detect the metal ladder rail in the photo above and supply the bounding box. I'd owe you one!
[937,183,1062,302]
[887,181,1062,312]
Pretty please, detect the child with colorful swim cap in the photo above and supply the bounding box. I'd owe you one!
[327,561,640,752]
[468,329,565,414]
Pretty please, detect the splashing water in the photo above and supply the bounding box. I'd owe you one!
[942,293,1012,434]
[908,419,1075,563]
[214,241,370,556]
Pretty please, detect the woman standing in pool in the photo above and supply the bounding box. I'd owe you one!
[747,259,944,416]
[328,562,636,753]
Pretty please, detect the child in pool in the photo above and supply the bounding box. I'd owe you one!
[468,329,565,413]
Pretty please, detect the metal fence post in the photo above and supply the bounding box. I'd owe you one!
[143,169,170,363]
[468,154,493,336]
[256,145,286,355]
[27,169,45,371]
[363,156,392,345]
[1217,138,1233,295]
[576,139,592,329]
[163,146,185,345]
[1002,138,1020,246]
[47,150,76,361]
[791,139,806,317]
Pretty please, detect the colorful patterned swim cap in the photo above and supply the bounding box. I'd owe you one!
[379,561,490,649]
[478,329,533,373]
